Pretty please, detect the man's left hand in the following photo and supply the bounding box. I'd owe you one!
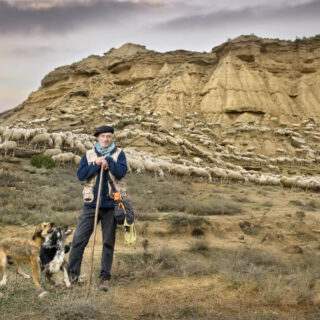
[101,158,108,170]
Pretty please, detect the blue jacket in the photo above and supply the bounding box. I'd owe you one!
[77,144,128,209]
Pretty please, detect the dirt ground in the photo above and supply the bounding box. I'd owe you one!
[2,159,320,319]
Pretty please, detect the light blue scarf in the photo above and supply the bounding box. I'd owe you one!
[95,141,116,157]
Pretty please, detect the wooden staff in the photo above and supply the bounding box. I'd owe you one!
[86,166,104,298]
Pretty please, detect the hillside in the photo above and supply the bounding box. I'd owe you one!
[2,34,320,319]
[2,159,320,319]
[1,35,320,130]
[0,36,320,204]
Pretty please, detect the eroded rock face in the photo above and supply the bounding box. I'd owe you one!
[1,35,320,130]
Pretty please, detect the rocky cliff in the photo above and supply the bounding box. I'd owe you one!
[1,35,320,131]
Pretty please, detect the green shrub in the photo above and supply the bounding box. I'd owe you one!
[30,154,55,169]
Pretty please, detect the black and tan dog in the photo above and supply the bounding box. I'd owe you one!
[0,222,54,298]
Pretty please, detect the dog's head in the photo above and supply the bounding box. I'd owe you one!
[32,222,55,241]
[42,225,72,248]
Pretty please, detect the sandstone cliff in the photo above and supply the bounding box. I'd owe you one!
[1,35,320,131]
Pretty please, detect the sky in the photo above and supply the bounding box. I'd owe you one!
[0,0,319,112]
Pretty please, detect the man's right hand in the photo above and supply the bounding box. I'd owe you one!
[95,157,108,170]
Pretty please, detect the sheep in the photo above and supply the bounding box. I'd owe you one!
[181,145,190,156]
[146,134,167,145]
[144,159,163,176]
[209,167,228,179]
[52,152,76,167]
[43,148,62,157]
[63,133,75,149]
[256,174,281,186]
[51,133,64,149]
[280,176,298,188]
[168,164,191,176]
[30,133,53,149]
[84,141,94,150]
[192,157,203,165]
[0,140,17,157]
[166,136,180,146]
[2,127,13,141]
[189,166,212,182]
[116,130,132,140]
[225,169,245,182]
[74,139,86,155]
[22,128,35,143]
[74,155,81,165]
[9,128,26,145]
[127,157,145,174]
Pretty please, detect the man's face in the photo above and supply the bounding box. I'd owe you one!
[97,132,113,147]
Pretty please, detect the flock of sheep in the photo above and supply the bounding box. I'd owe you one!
[1,123,320,191]
[0,126,94,165]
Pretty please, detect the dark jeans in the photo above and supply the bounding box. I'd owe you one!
[68,205,117,281]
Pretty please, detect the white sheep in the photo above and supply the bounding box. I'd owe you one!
[189,166,212,182]
[192,157,203,165]
[74,139,86,155]
[30,133,53,149]
[2,127,13,141]
[52,152,75,166]
[62,133,75,149]
[128,157,145,173]
[168,164,191,176]
[84,141,94,150]
[9,128,26,144]
[0,140,17,157]
[43,148,62,157]
[51,132,64,149]
[209,167,228,179]
[74,155,81,165]
[144,159,164,177]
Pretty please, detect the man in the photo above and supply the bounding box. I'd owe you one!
[68,125,127,291]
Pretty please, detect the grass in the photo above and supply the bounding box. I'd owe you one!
[0,162,245,226]
[2,158,320,319]
[30,154,56,169]
[289,199,320,211]
[185,196,241,216]
[2,244,319,319]
[0,162,81,225]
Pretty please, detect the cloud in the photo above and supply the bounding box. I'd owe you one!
[2,0,166,10]
[0,0,158,34]
[153,0,320,31]
[0,0,319,111]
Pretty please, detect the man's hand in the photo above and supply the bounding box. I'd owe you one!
[95,157,109,170]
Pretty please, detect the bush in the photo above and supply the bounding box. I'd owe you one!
[186,197,241,216]
[30,154,55,169]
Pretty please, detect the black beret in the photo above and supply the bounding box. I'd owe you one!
[93,125,114,137]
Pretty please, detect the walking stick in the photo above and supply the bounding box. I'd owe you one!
[86,166,104,298]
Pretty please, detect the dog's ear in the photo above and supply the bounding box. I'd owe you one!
[32,224,43,240]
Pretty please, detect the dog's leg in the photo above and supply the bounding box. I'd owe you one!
[45,270,57,286]
[16,264,31,279]
[0,252,7,287]
[63,266,71,288]
[30,256,47,298]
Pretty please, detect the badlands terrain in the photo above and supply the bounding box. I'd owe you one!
[1,34,320,319]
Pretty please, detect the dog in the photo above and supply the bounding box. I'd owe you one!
[40,226,72,288]
[0,222,54,298]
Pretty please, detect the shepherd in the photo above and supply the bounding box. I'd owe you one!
[68,125,128,291]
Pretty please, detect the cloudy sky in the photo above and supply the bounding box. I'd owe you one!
[0,0,319,112]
